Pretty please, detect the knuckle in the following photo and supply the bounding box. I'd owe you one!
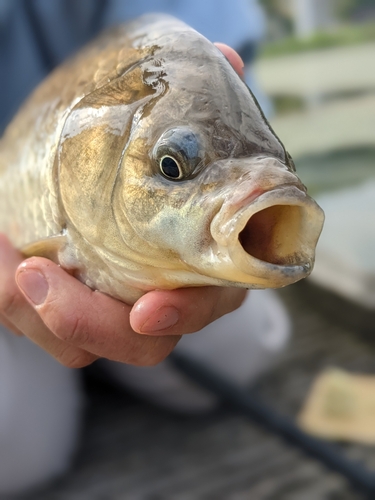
[218,288,247,317]
[54,312,90,346]
[131,337,178,367]
[232,289,248,311]
[56,346,96,369]
[141,353,168,366]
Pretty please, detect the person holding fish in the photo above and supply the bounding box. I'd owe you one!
[0,1,323,495]
[0,2,284,375]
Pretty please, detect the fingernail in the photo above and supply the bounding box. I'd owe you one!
[139,306,179,334]
[16,268,49,306]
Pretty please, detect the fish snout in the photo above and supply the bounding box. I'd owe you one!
[211,182,324,287]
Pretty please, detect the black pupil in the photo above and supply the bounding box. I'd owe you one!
[161,156,180,178]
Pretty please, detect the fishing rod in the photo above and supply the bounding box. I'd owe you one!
[170,351,375,499]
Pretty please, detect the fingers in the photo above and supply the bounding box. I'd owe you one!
[214,43,245,78]
[0,233,178,367]
[0,234,37,336]
[0,234,97,366]
[1,235,243,365]
[0,234,26,323]
[0,313,24,336]
[130,286,247,336]
[15,257,180,366]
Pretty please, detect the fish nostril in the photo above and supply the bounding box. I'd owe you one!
[239,204,308,267]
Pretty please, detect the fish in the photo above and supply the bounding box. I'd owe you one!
[0,14,324,305]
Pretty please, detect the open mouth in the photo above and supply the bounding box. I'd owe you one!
[239,204,307,267]
[209,184,324,287]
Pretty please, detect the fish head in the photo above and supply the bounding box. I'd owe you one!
[113,30,324,289]
[58,20,324,291]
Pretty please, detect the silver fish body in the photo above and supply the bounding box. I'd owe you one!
[0,15,324,304]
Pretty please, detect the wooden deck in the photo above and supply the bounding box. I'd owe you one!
[7,282,375,500]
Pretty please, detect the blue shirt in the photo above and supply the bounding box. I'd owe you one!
[0,0,265,132]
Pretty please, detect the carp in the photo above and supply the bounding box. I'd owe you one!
[0,14,324,304]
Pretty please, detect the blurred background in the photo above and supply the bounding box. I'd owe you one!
[255,0,375,316]
[2,1,375,499]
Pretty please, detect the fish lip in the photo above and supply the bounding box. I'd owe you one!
[235,184,309,224]
[210,184,324,285]
[212,184,308,239]
[226,182,306,214]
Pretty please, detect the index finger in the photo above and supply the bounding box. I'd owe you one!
[214,43,245,78]
[130,287,247,336]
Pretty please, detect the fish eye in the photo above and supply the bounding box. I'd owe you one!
[153,127,204,181]
[159,155,182,179]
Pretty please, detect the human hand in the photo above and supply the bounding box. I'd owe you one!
[0,45,247,368]
[0,234,245,367]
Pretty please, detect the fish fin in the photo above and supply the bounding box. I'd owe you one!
[21,235,68,263]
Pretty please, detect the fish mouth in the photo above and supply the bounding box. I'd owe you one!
[239,203,308,267]
[211,185,324,287]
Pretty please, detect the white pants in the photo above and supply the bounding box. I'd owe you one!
[0,327,82,494]
[0,290,290,495]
